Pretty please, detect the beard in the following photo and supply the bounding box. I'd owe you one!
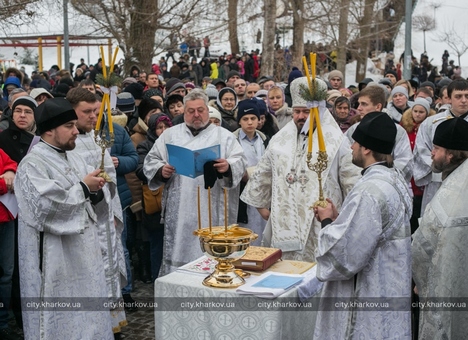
[431,158,450,173]
[352,150,365,168]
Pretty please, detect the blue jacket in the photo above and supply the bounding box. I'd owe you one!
[2,76,21,102]
[109,123,138,210]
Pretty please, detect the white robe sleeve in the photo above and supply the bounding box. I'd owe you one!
[316,191,382,281]
[220,133,246,189]
[413,117,434,186]
[143,133,168,190]
[240,148,272,209]
[394,125,414,182]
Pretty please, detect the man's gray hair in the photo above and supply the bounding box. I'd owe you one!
[183,88,209,107]
[8,88,27,106]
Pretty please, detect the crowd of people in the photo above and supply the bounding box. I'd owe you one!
[0,46,467,339]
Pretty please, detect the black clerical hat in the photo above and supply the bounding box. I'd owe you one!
[433,117,468,151]
[35,97,78,134]
[352,111,396,154]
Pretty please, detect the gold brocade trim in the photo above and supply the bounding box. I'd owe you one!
[112,320,128,333]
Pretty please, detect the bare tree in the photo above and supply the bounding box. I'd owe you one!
[0,0,36,24]
[260,0,276,77]
[71,0,207,74]
[289,0,304,71]
[354,0,377,83]
[439,27,468,68]
[413,15,435,53]
[227,0,240,55]
[336,0,351,83]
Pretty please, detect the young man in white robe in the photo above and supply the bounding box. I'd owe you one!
[240,76,360,262]
[66,87,127,334]
[314,111,413,339]
[144,89,246,276]
[413,79,468,215]
[345,84,414,182]
[15,98,114,340]
[412,117,468,339]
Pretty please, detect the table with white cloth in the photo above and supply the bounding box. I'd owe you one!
[154,260,323,340]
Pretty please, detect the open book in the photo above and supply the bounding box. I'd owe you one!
[236,272,305,299]
[167,144,220,178]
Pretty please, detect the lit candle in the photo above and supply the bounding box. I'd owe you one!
[106,94,114,133]
[310,53,317,80]
[109,47,119,74]
[307,109,314,154]
[208,187,212,233]
[302,56,312,91]
[224,188,228,233]
[197,186,201,230]
[100,46,107,79]
[315,108,326,152]
[95,98,105,130]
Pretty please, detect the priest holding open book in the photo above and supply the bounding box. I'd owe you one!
[143,89,246,276]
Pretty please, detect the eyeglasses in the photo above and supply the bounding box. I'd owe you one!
[13,108,34,115]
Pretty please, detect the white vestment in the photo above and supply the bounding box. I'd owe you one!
[15,142,113,340]
[241,111,361,262]
[413,110,468,214]
[346,122,414,182]
[143,123,246,276]
[73,132,126,331]
[315,164,412,339]
[412,159,468,339]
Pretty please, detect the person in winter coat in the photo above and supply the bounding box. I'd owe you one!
[209,60,219,79]
[400,97,435,233]
[331,96,359,133]
[209,87,239,131]
[266,86,292,129]
[135,114,173,280]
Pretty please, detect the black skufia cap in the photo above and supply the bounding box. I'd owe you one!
[352,111,396,154]
[433,117,468,151]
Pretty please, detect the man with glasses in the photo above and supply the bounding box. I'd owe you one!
[241,77,360,262]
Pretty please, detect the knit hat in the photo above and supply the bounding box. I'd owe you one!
[212,78,226,87]
[122,77,137,88]
[256,98,268,115]
[205,84,218,100]
[288,67,303,84]
[138,98,163,122]
[391,86,409,99]
[378,78,393,87]
[257,75,273,85]
[237,99,260,122]
[226,70,241,81]
[352,111,396,154]
[420,81,435,92]
[255,89,268,98]
[413,97,431,115]
[35,98,77,134]
[208,106,222,123]
[216,87,238,111]
[116,92,136,114]
[12,96,38,112]
[327,89,342,102]
[123,82,144,99]
[184,82,196,90]
[385,70,398,79]
[143,88,163,100]
[30,88,54,100]
[328,70,343,81]
[433,117,468,151]
[165,78,186,97]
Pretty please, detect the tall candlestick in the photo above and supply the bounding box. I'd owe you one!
[208,187,212,233]
[100,46,107,79]
[315,108,326,152]
[307,109,314,154]
[109,46,119,74]
[197,186,201,230]
[302,56,312,91]
[95,98,105,130]
[224,188,228,233]
[310,53,317,80]
[106,94,114,133]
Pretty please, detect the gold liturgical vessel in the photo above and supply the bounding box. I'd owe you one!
[193,187,257,288]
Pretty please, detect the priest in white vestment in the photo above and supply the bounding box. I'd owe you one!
[412,117,468,339]
[413,79,468,215]
[240,77,360,262]
[15,98,114,340]
[66,88,127,332]
[144,89,246,276]
[315,112,412,339]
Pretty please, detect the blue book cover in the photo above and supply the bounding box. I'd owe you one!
[252,274,304,290]
[167,144,221,178]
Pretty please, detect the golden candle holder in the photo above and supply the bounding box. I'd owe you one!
[194,225,257,288]
[306,150,328,208]
[94,130,115,182]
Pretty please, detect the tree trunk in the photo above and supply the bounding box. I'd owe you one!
[228,0,240,54]
[260,0,276,77]
[290,0,304,70]
[355,0,376,83]
[337,0,350,84]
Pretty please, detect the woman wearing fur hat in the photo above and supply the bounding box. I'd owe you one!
[400,97,435,232]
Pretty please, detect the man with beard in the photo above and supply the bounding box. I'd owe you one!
[15,98,114,339]
[412,117,468,339]
[143,89,246,275]
[413,79,468,215]
[66,88,127,336]
[241,76,360,262]
[314,111,412,339]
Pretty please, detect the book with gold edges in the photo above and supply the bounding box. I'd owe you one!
[233,246,282,271]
